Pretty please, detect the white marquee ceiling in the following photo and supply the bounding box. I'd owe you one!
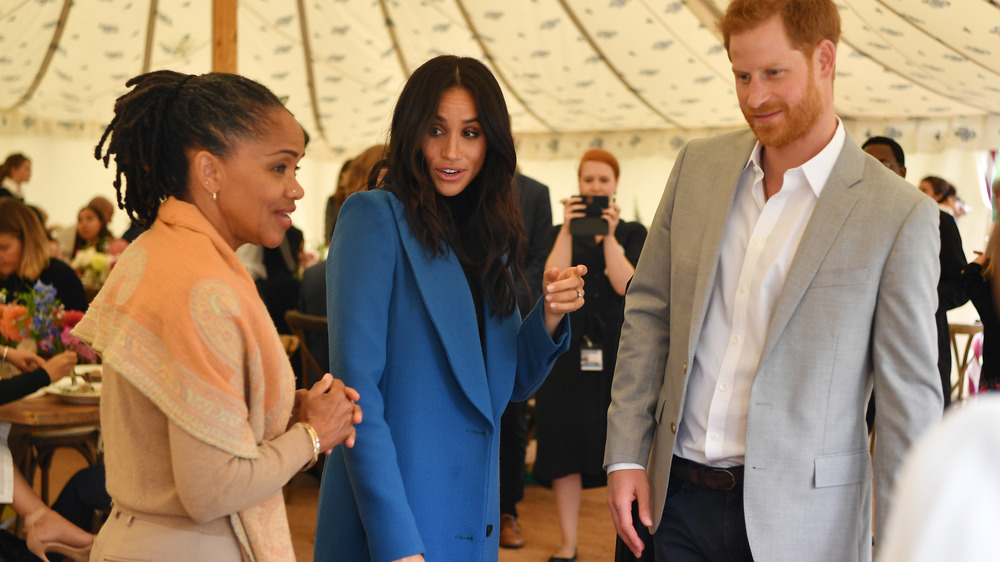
[0,0,998,160]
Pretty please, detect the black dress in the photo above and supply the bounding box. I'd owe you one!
[963,263,998,390]
[533,221,646,488]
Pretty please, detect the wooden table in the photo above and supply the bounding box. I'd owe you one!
[0,393,100,428]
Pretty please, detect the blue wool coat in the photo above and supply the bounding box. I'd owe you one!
[314,189,570,562]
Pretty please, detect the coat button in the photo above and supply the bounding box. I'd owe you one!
[670,422,677,434]
[486,524,493,537]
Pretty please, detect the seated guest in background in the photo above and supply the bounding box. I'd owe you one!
[23,204,66,261]
[56,196,116,259]
[71,203,113,259]
[86,197,115,234]
[324,144,386,244]
[0,198,88,312]
[0,153,31,200]
[862,138,967,408]
[78,69,362,561]
[965,179,999,391]
[324,158,353,245]
[238,225,304,335]
[313,55,586,562]
[0,346,92,562]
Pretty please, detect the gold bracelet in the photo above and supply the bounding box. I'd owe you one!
[297,422,321,472]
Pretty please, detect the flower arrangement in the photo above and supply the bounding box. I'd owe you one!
[0,281,96,362]
[70,238,128,286]
[70,247,112,286]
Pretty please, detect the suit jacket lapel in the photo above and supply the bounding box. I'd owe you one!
[388,198,494,424]
[687,131,758,358]
[759,137,865,362]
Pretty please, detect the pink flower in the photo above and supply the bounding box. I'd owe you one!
[107,238,129,256]
[61,328,97,363]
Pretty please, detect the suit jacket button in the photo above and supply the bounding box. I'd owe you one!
[670,422,677,434]
[683,362,688,374]
[486,524,494,537]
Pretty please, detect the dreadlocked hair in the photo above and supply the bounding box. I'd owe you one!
[381,55,524,319]
[94,70,285,228]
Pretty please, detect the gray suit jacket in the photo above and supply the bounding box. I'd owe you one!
[605,129,942,562]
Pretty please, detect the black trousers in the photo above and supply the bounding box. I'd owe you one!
[614,500,655,562]
[651,474,753,562]
[499,399,528,516]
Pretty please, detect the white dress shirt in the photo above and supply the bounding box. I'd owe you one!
[674,121,846,467]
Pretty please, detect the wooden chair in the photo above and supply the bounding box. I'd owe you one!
[284,310,329,390]
[283,310,330,498]
[25,427,100,504]
[950,321,984,399]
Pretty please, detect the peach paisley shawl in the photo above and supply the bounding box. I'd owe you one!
[74,197,296,561]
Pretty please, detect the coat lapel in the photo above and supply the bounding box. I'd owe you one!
[759,138,865,362]
[388,197,494,424]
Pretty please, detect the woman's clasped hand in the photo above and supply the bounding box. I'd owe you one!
[291,373,363,452]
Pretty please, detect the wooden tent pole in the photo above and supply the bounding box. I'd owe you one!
[213,0,237,73]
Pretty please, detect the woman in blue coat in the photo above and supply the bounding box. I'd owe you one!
[314,55,587,562]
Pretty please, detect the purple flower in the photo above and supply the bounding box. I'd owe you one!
[32,282,57,307]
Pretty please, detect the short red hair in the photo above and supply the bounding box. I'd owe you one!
[719,0,840,57]
[578,148,620,180]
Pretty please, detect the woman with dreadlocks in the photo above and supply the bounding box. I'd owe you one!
[75,71,362,561]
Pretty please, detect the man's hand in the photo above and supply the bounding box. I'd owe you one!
[607,469,652,558]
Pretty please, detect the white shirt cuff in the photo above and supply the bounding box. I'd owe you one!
[606,462,646,473]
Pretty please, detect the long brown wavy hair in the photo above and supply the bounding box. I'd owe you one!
[379,55,525,318]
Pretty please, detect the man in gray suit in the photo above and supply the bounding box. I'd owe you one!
[605,1,942,561]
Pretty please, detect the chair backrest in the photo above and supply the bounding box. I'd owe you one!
[284,309,329,389]
[950,321,985,398]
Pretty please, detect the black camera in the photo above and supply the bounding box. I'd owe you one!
[569,195,609,236]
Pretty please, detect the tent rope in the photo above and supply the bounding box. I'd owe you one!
[453,0,556,133]
[296,0,327,143]
[6,0,72,111]
[555,0,684,130]
[379,0,410,77]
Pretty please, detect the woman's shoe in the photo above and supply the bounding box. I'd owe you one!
[23,507,93,562]
[548,552,577,562]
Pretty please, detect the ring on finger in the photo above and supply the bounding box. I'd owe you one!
[576,289,583,300]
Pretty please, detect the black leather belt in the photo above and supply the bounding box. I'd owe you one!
[670,455,744,491]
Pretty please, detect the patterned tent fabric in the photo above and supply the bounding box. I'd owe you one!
[0,0,997,160]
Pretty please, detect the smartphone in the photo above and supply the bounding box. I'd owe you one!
[570,195,609,236]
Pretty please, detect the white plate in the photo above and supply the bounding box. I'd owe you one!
[45,377,101,405]
[72,365,103,381]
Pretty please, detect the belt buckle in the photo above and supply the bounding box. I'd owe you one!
[710,468,736,491]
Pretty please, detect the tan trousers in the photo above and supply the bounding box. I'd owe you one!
[90,507,243,561]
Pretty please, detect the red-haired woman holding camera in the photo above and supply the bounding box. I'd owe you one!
[535,148,647,561]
